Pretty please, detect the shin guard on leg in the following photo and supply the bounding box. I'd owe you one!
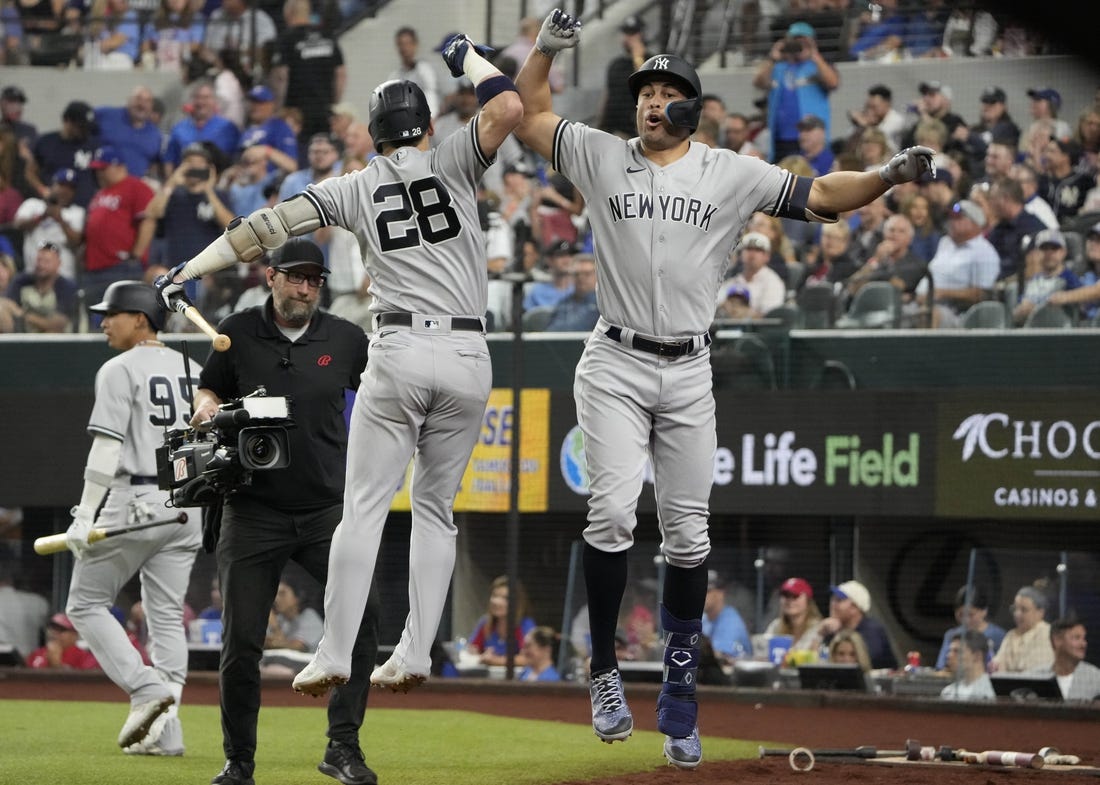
[656,605,701,738]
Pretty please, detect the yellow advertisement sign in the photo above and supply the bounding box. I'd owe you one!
[390,389,550,512]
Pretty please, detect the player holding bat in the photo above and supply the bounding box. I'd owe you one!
[64,281,203,755]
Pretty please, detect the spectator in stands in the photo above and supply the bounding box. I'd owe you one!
[1007,163,1058,231]
[342,121,374,164]
[753,21,839,162]
[1025,87,1071,145]
[223,143,281,216]
[992,585,1054,673]
[723,232,786,317]
[141,142,233,307]
[278,131,340,201]
[847,0,909,62]
[856,127,893,171]
[596,14,651,139]
[715,283,752,320]
[846,213,927,308]
[976,139,1017,190]
[26,613,99,670]
[846,84,905,153]
[141,0,206,74]
[523,240,574,311]
[82,144,154,309]
[387,26,440,117]
[917,167,956,230]
[848,196,891,265]
[940,6,997,57]
[517,626,561,682]
[31,100,100,207]
[202,0,276,71]
[1049,221,1100,321]
[499,16,563,94]
[432,78,477,144]
[932,585,1005,671]
[905,0,950,58]
[794,114,833,177]
[0,254,23,332]
[745,211,794,285]
[940,630,995,701]
[264,579,322,653]
[1026,618,1100,701]
[901,82,966,152]
[1012,228,1080,325]
[818,581,897,670]
[16,0,66,67]
[919,199,1000,327]
[95,86,163,179]
[271,0,345,145]
[468,575,535,668]
[199,575,222,620]
[544,253,599,333]
[724,111,759,157]
[701,571,752,663]
[7,240,79,332]
[802,219,858,289]
[1,85,36,146]
[0,546,49,660]
[762,577,822,653]
[962,87,1020,178]
[238,85,298,170]
[1073,107,1100,178]
[987,176,1047,281]
[81,0,140,69]
[210,47,249,130]
[827,629,871,672]
[1039,138,1096,224]
[899,192,941,263]
[164,79,241,175]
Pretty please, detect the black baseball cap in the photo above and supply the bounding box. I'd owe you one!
[1,85,26,103]
[980,87,1007,104]
[620,15,645,34]
[547,240,577,256]
[275,239,328,272]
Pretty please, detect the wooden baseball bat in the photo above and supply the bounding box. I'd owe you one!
[34,512,189,555]
[179,303,230,352]
[963,750,1044,769]
[760,745,904,759]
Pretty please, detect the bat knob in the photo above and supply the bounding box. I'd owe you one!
[177,512,189,523]
[213,334,231,352]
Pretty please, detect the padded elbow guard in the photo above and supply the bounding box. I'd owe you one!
[225,195,323,263]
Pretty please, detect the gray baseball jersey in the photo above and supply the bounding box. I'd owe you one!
[552,121,793,337]
[68,341,202,729]
[303,116,492,319]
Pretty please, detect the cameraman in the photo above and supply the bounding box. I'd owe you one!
[752,21,840,162]
[190,238,381,785]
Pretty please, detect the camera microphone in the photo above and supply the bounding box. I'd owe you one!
[279,356,292,369]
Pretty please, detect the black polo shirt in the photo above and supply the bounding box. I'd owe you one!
[200,297,369,511]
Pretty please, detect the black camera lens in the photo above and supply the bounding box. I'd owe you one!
[243,433,280,468]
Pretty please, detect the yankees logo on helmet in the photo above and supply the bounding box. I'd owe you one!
[654,56,670,69]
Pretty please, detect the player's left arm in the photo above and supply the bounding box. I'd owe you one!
[438,33,522,161]
[805,146,935,219]
[515,9,581,161]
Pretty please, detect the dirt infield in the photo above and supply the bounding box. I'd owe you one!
[3,670,1099,784]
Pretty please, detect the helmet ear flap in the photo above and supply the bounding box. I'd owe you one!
[665,97,701,132]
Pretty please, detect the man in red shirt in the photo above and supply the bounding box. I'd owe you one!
[26,613,100,670]
[82,145,155,319]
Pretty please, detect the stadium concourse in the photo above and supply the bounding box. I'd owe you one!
[5,669,1099,784]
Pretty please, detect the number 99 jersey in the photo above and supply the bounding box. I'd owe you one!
[302,116,493,320]
[88,344,201,478]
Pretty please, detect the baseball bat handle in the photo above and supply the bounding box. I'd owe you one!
[181,304,231,351]
[34,529,108,555]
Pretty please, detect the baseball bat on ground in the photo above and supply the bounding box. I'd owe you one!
[759,745,906,760]
[176,301,230,352]
[34,513,189,555]
[962,750,1044,769]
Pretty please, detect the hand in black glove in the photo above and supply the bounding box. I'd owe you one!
[440,33,495,79]
[153,261,191,312]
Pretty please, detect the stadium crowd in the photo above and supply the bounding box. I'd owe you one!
[1,5,1100,336]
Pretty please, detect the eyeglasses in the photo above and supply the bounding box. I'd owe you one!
[274,268,326,288]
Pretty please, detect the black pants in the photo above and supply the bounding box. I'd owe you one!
[217,495,381,764]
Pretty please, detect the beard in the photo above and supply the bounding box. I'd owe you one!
[274,295,317,327]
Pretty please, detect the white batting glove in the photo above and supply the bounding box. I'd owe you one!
[66,506,95,560]
[536,8,581,57]
[878,145,936,185]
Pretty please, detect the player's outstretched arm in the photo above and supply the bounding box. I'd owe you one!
[440,33,522,160]
[807,146,935,218]
[152,194,324,310]
[515,9,580,161]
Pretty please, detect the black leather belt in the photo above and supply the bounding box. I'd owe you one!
[604,324,711,358]
[377,312,484,331]
[131,475,159,485]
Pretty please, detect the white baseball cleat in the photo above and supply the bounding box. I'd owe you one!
[123,715,184,756]
[370,653,428,693]
[117,695,174,748]
[292,658,349,698]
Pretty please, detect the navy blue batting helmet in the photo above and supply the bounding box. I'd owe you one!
[368,79,431,149]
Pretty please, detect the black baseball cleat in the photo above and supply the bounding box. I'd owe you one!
[211,759,255,785]
[318,741,378,785]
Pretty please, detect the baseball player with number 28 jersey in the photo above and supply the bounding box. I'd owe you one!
[153,32,523,704]
[64,282,202,756]
[516,9,934,769]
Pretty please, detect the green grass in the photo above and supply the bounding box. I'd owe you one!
[0,700,759,784]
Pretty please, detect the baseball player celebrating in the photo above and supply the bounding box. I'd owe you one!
[65,281,202,755]
[154,33,521,700]
[515,10,933,769]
